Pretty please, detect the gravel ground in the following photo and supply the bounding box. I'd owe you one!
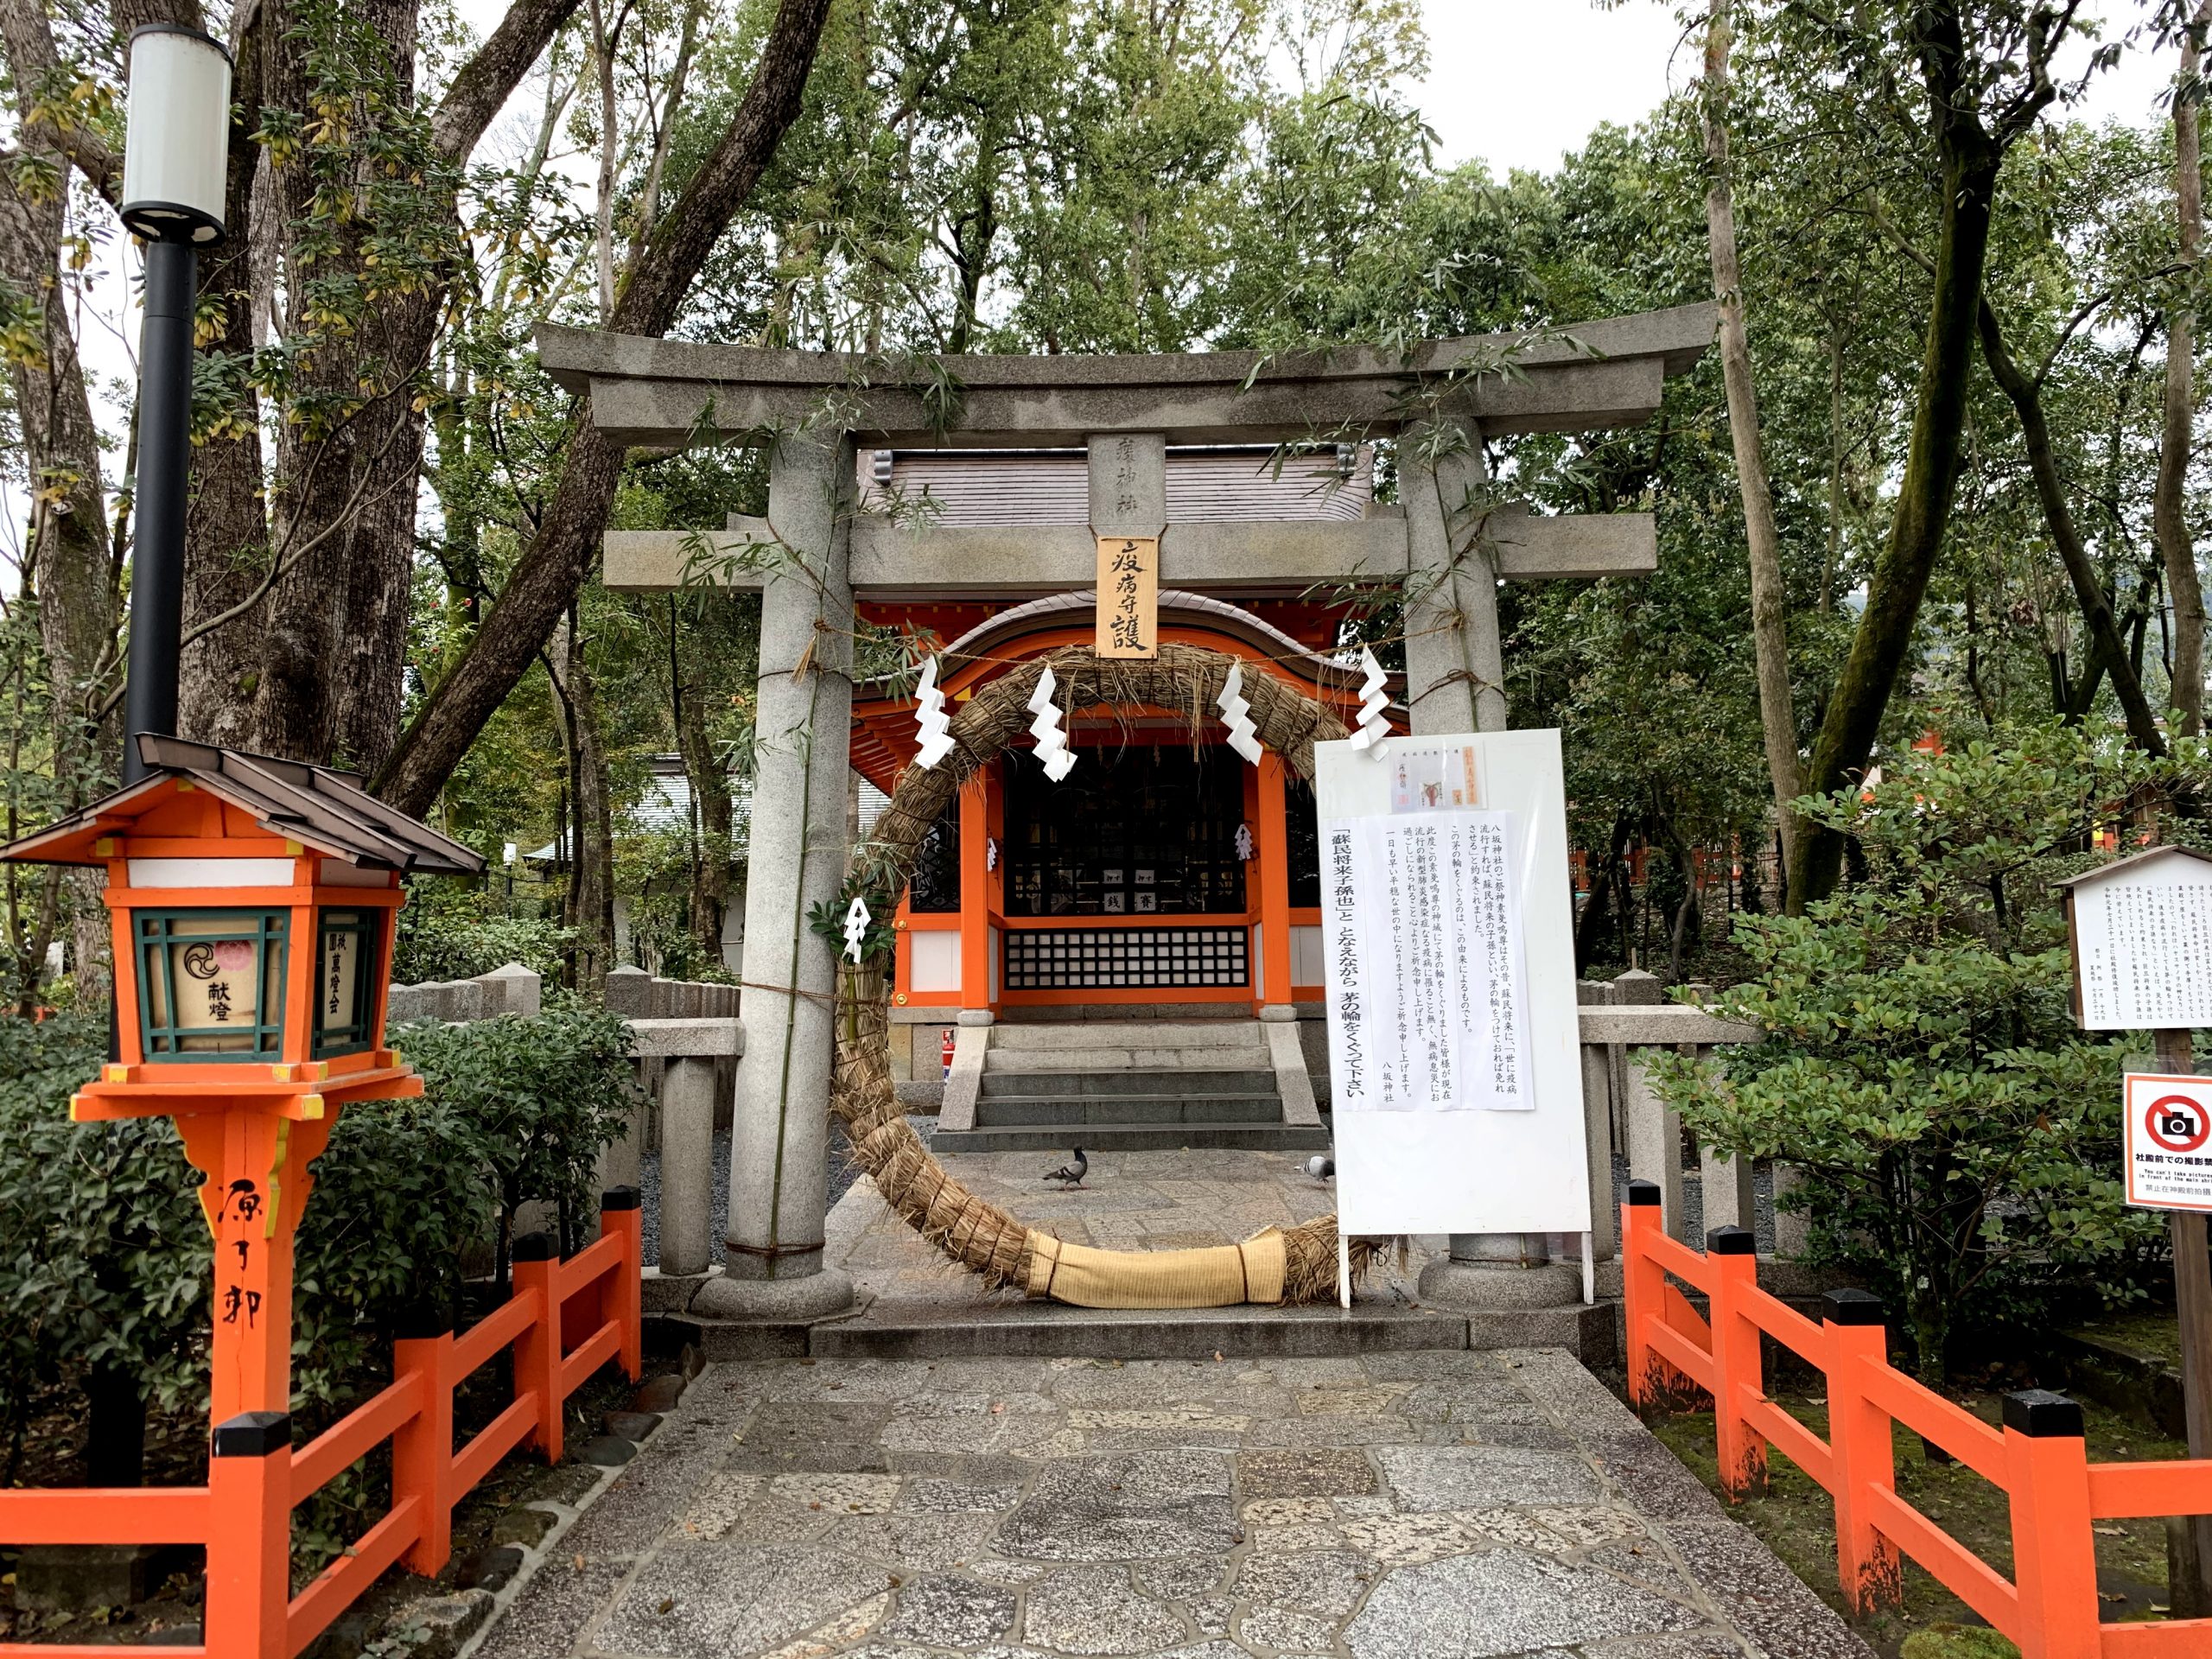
[639,1114,938,1267]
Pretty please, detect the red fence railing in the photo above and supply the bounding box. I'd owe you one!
[0,1188,643,1659]
[1623,1180,2212,1657]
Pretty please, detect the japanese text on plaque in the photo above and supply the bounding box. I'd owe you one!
[1093,535,1159,659]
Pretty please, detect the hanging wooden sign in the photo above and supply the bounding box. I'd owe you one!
[1095,535,1159,658]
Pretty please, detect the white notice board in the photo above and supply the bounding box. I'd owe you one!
[2067,852,2212,1030]
[1314,729,1591,1241]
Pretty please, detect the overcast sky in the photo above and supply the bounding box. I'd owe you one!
[1417,2,2178,175]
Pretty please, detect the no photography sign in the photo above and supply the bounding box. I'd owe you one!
[2124,1074,2212,1214]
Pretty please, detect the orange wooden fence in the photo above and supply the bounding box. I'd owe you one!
[0,1189,644,1659]
[1624,1180,2212,1657]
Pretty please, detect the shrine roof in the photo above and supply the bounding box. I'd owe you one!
[857,589,1371,694]
[0,735,486,875]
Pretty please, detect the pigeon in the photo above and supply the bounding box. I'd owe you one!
[1044,1147,1088,1189]
[1305,1154,1334,1183]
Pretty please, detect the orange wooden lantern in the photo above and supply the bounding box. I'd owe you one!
[0,735,482,1422]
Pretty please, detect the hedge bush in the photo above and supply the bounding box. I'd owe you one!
[0,1001,635,1483]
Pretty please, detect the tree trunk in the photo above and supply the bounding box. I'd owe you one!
[176,1,272,752]
[2159,2,2210,735]
[1790,6,2030,908]
[1703,0,1805,877]
[673,610,731,965]
[374,0,835,814]
[553,615,615,996]
[1978,300,2166,753]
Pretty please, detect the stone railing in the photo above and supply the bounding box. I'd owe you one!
[1577,969,1801,1296]
[602,966,742,1289]
[385,961,544,1023]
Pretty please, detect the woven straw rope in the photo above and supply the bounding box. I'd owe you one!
[829,644,1379,1305]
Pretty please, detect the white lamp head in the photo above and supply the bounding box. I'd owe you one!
[121,25,232,245]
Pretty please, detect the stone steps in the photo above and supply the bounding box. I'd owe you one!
[928,1121,1331,1154]
[941,1015,1323,1150]
[988,1020,1268,1050]
[973,1092,1283,1128]
[982,1048,1269,1076]
[981,1066,1278,1096]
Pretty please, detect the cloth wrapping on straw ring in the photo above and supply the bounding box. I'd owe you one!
[1022,1226,1288,1308]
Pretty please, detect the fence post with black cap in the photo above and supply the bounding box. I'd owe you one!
[1821,1287,1900,1611]
[1707,1225,1766,1498]
[204,1410,291,1659]
[2004,1389,2100,1659]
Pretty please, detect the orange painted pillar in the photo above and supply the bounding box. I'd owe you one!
[1705,1226,1768,1499]
[1255,749,1294,1012]
[178,1107,334,1424]
[601,1187,645,1382]
[1622,1181,1666,1405]
[204,1411,291,1659]
[1821,1288,1901,1612]
[391,1325,454,1577]
[2005,1389,2101,1659]
[512,1234,565,1465]
[958,769,991,1013]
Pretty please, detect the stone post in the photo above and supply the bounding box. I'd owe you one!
[1624,1047,1687,1240]
[656,1055,718,1279]
[1402,421,1578,1307]
[694,430,858,1324]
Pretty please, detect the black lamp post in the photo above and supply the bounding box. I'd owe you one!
[118,24,231,785]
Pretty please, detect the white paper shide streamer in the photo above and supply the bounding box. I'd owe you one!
[1216,662,1263,765]
[1235,823,1255,861]
[1027,664,1076,781]
[842,896,871,963]
[912,656,954,769]
[1347,647,1391,760]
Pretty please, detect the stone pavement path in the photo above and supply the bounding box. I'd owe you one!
[473,1347,1872,1659]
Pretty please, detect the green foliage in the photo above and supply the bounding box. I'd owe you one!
[807,881,897,969]
[391,1001,638,1277]
[0,1011,207,1471]
[1649,727,2200,1380]
[391,876,575,984]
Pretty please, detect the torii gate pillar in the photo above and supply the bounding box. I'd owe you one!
[1402,429,1588,1309]
[691,431,861,1323]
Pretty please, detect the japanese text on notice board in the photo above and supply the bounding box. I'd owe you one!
[1323,808,1534,1112]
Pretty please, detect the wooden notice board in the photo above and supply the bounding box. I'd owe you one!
[1095,535,1159,658]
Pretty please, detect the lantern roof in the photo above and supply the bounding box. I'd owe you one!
[0,734,485,876]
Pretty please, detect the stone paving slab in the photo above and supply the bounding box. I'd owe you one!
[470,1346,1873,1659]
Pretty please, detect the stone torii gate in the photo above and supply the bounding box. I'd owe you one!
[537,302,1714,1327]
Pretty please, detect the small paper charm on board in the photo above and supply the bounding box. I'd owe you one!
[1027,664,1076,781]
[912,656,955,769]
[1348,647,1391,760]
[1217,663,1262,765]
[1235,823,1255,861]
[842,896,871,963]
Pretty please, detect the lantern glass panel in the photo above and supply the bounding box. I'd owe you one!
[312,909,378,1058]
[135,910,288,1058]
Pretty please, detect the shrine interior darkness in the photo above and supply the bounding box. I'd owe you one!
[906,747,1327,918]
